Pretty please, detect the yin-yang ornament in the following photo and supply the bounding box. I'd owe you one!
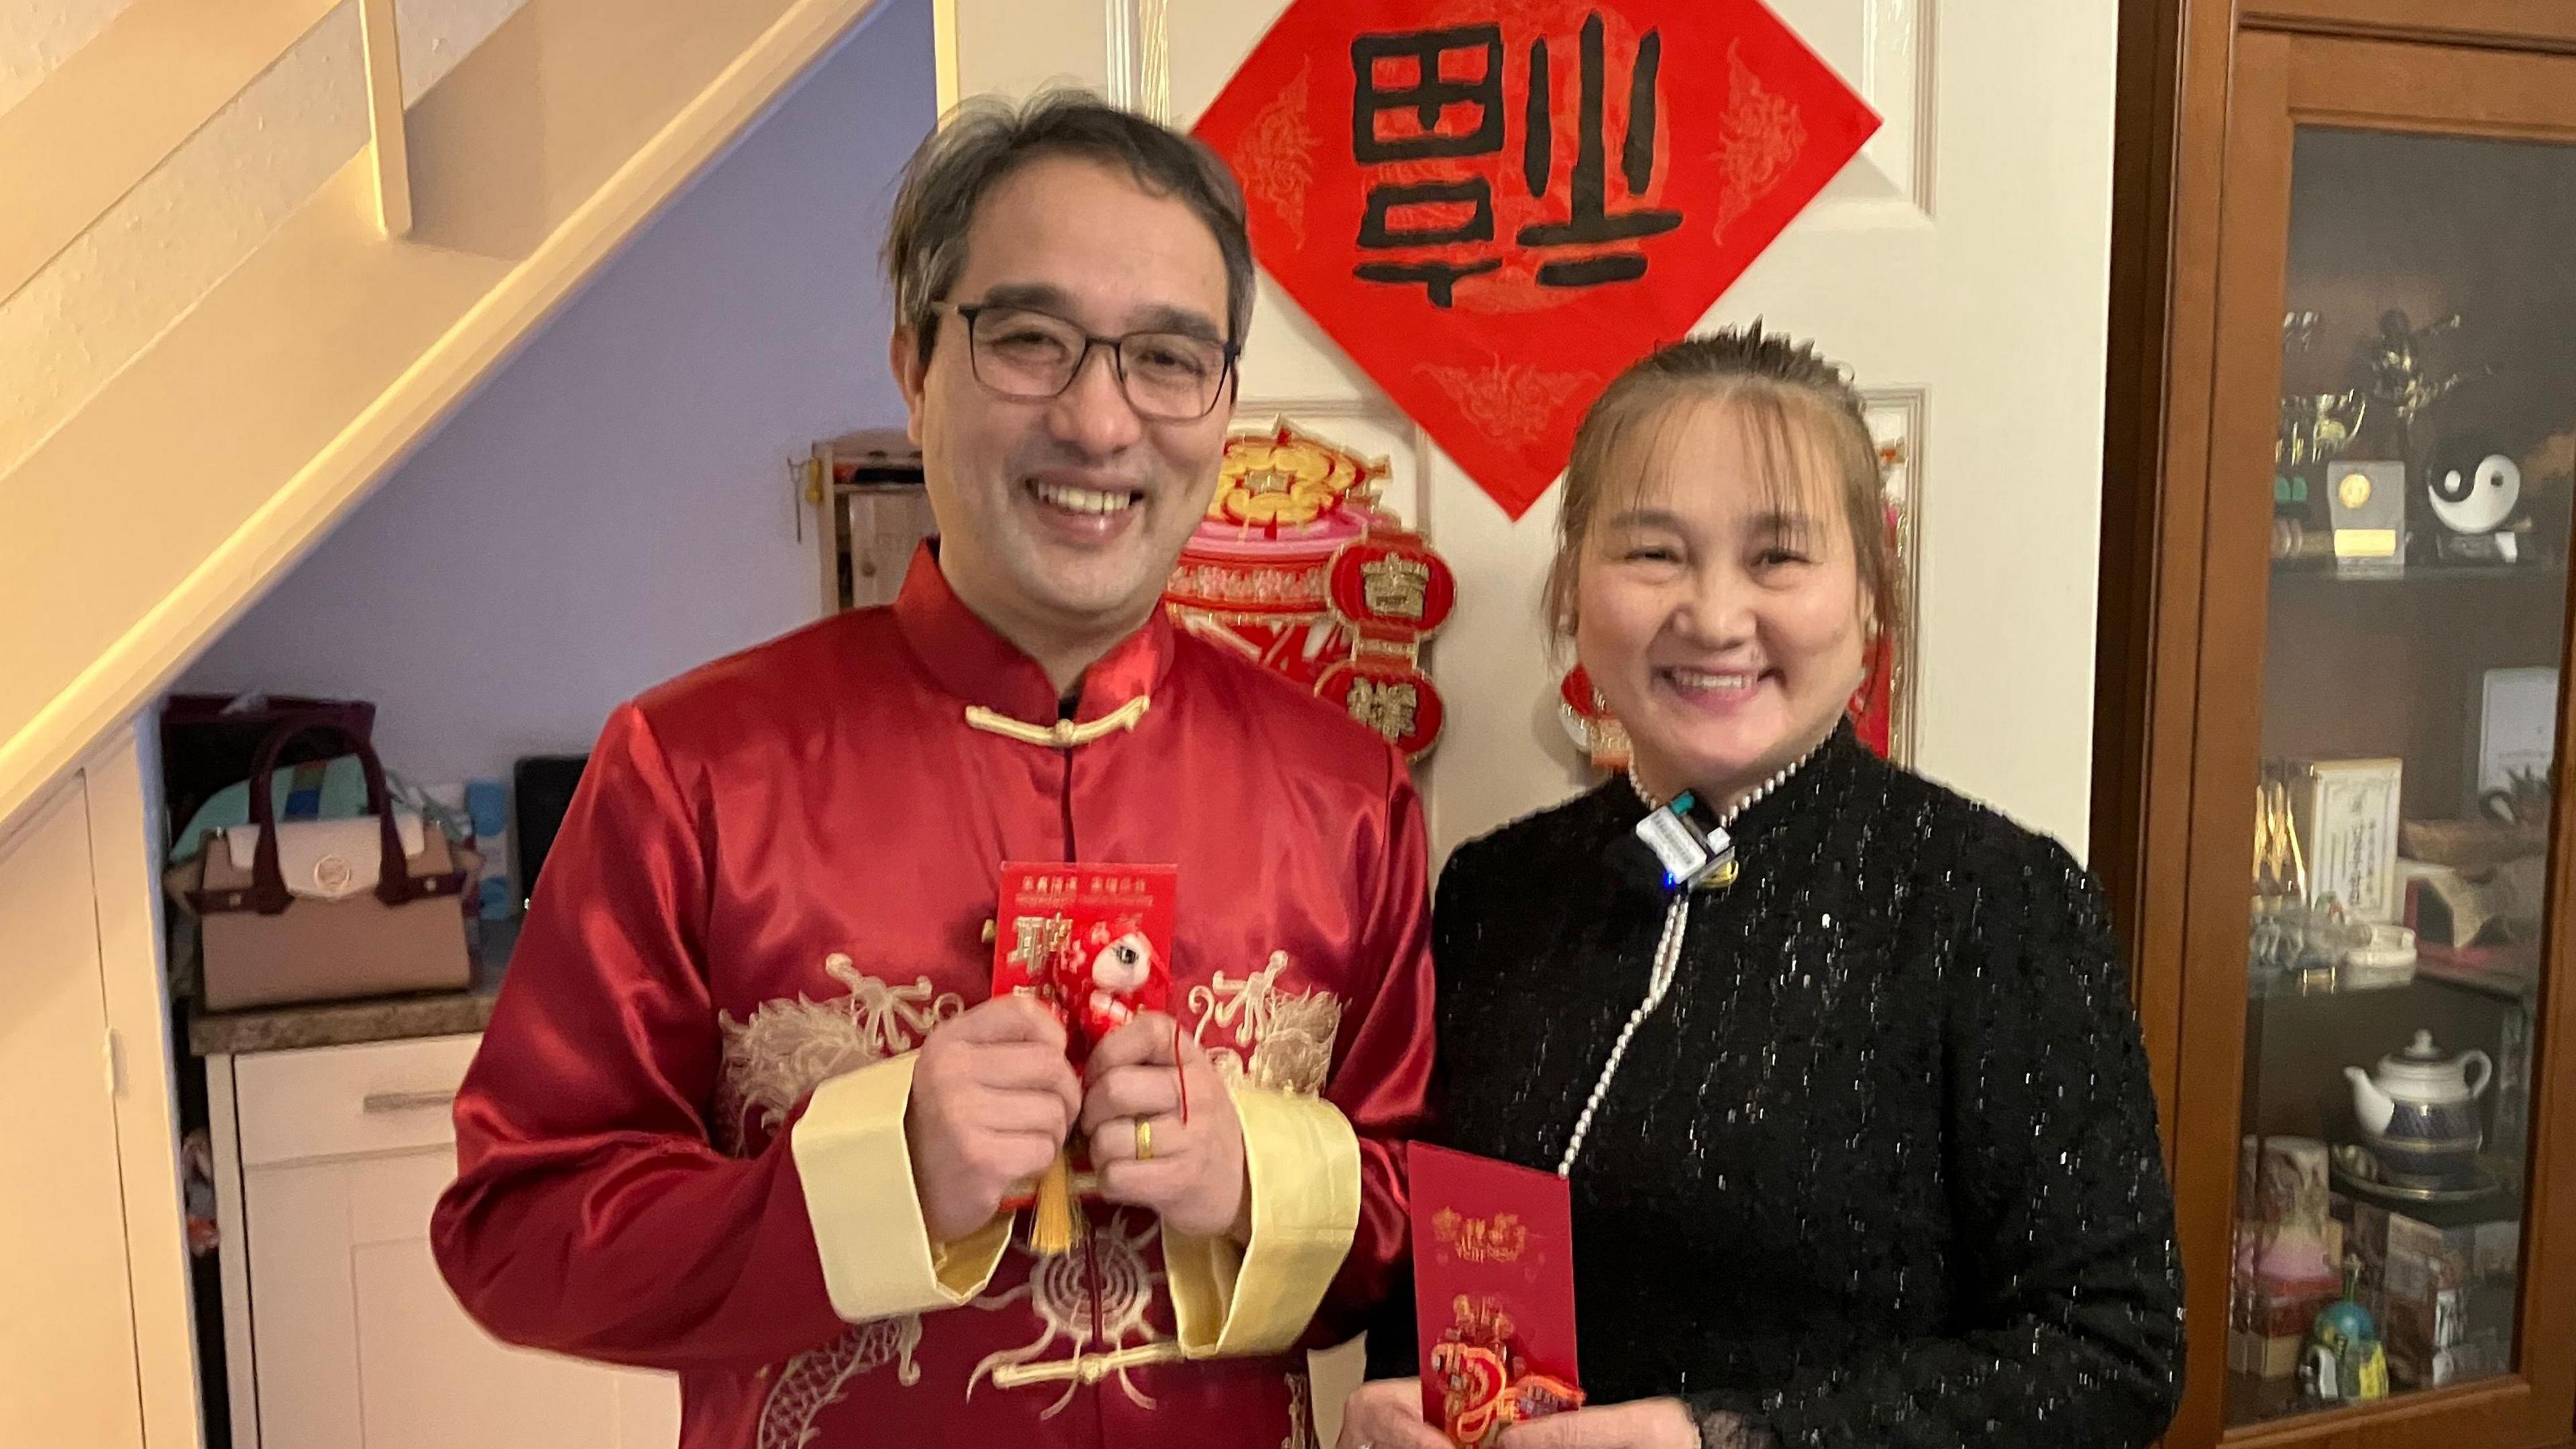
[2426,435,2522,535]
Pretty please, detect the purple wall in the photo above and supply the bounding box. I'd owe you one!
[182,0,935,788]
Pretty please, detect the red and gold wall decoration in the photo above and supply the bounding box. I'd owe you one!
[1165,422,1456,760]
[1195,0,1879,521]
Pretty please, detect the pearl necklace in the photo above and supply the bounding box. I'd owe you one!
[1556,749,1814,1178]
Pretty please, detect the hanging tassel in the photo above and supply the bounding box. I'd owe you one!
[1029,1150,1082,1256]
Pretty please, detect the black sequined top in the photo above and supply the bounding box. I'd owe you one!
[1364,727,2184,1449]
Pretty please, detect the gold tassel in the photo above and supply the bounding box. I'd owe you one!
[1029,1150,1082,1255]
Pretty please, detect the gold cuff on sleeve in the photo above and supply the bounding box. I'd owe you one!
[1166,1083,1361,1358]
[792,1053,1010,1322]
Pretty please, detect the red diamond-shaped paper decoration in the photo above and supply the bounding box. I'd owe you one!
[1196,0,1878,519]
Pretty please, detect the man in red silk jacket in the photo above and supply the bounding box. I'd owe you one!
[430,92,1433,1448]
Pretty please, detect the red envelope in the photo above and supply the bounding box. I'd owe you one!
[991,863,1177,1062]
[1409,1142,1585,1447]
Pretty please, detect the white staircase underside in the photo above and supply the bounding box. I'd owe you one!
[0,0,888,834]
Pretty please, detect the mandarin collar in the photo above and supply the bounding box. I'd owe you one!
[1588,719,1867,891]
[1717,718,1863,839]
[889,543,1176,734]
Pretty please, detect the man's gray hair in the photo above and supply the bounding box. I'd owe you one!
[883,89,1255,365]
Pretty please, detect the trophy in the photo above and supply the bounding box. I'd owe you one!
[2278,312,2363,472]
[2275,313,2363,564]
[2277,390,2369,472]
[2327,461,2406,574]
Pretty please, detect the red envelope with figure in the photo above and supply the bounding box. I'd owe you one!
[993,862,1178,1057]
[1410,1142,1585,1447]
[992,863,1178,1247]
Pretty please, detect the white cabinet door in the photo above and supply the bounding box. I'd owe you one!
[237,1050,680,1449]
[943,0,2120,859]
[0,780,148,1449]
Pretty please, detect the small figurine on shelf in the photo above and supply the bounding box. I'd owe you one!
[2231,1136,2347,1380]
[2303,1260,2390,1405]
[2419,431,2531,565]
[2481,766,2553,829]
[2249,775,2371,994]
[2256,1138,2339,1274]
[2514,429,2576,565]
[2353,309,2485,459]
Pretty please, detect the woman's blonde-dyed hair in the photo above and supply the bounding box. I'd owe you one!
[1544,325,1894,649]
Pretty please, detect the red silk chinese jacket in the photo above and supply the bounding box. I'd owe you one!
[430,547,1435,1449]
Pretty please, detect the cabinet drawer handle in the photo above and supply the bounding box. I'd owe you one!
[361,1089,458,1115]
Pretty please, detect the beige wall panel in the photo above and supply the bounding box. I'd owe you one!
[0,0,889,837]
[0,777,148,1449]
[396,0,529,104]
[0,0,138,113]
[0,3,368,475]
[0,0,531,476]
[86,727,206,1449]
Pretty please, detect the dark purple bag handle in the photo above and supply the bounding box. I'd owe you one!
[244,716,419,915]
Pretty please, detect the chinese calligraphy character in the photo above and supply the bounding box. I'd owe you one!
[1012,914,1071,977]
[1346,678,1423,740]
[1193,0,1882,520]
[1347,13,1679,307]
[1518,13,1680,284]
[1350,27,1509,307]
[1360,555,1434,620]
[1434,1210,1530,1264]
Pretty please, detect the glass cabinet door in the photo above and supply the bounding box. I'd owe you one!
[2224,124,2576,1429]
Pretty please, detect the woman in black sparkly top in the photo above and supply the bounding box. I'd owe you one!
[1338,329,2182,1449]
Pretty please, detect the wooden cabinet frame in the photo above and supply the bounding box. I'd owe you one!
[2099,6,2576,1447]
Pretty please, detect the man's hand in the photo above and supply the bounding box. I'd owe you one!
[1336,1378,1449,1449]
[1079,1012,1246,1239]
[904,995,1082,1242]
[1496,1399,1704,1449]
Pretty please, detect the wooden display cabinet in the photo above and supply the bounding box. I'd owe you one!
[2100,5,2576,1448]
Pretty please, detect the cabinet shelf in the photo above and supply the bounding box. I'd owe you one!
[2270,560,2568,589]
[2248,963,2532,1007]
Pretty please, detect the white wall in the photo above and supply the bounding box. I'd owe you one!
[182,0,937,789]
[0,0,528,477]
[0,0,133,113]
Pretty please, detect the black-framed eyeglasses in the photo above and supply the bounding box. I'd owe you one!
[938,301,1238,422]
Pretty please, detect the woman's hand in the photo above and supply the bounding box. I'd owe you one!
[1495,1397,1703,1449]
[1336,1378,1450,1449]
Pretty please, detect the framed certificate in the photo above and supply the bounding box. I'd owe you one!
[2475,666,2559,809]
[2293,757,2404,922]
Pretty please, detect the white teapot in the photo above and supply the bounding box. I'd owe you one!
[2344,1030,2491,1188]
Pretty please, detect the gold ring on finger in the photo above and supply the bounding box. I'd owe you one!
[1134,1116,1155,1162]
